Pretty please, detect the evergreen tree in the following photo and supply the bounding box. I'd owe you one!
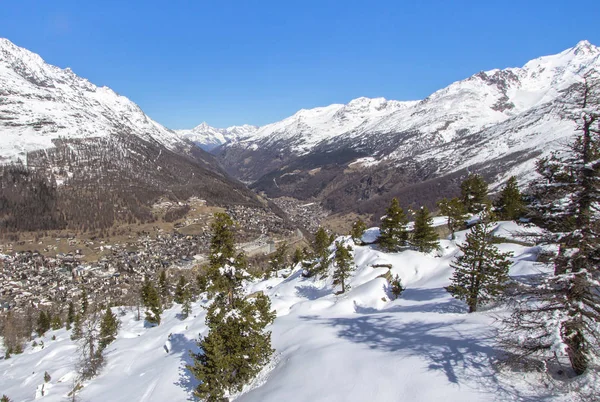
[378,198,409,252]
[196,274,208,295]
[389,274,404,299]
[495,176,526,220]
[44,371,51,383]
[50,313,62,331]
[174,276,187,304]
[266,242,288,279]
[310,227,333,277]
[436,197,467,239]
[66,301,75,330]
[460,173,489,213]
[502,75,600,375]
[98,307,119,351]
[411,206,439,252]
[158,270,170,303]
[1,395,12,402]
[333,241,354,294]
[70,314,83,341]
[37,311,50,337]
[292,248,304,265]
[447,212,512,313]
[143,282,162,326]
[80,288,88,316]
[189,213,276,401]
[181,288,193,319]
[350,218,367,244]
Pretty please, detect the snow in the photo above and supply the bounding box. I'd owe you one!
[1,222,583,402]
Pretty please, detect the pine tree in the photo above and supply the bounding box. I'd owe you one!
[266,242,288,279]
[143,281,162,326]
[70,314,83,340]
[189,213,276,401]
[389,274,404,299]
[378,198,409,252]
[333,241,354,294]
[50,313,62,331]
[37,311,50,337]
[310,227,332,277]
[447,212,512,313]
[98,307,119,351]
[436,197,467,239]
[460,174,489,213]
[174,276,187,304]
[411,206,439,252]
[350,218,367,245]
[1,395,12,402]
[502,75,600,375]
[495,176,526,220]
[66,301,75,330]
[80,288,88,316]
[181,289,192,319]
[158,270,170,304]
[292,248,304,265]
[44,371,51,383]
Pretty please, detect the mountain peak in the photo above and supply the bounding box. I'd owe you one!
[572,39,597,55]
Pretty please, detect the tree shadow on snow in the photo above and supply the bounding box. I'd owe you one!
[172,333,201,401]
[295,285,331,300]
[299,314,555,401]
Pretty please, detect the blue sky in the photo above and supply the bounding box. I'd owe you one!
[2,1,599,129]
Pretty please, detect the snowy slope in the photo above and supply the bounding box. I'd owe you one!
[0,38,187,162]
[2,223,578,402]
[176,123,258,151]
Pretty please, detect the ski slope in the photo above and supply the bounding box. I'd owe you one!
[0,222,589,402]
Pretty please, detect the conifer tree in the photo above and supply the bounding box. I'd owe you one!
[350,218,367,244]
[189,213,276,401]
[158,270,170,304]
[390,274,404,299]
[310,227,333,276]
[411,206,439,252]
[333,241,354,294]
[266,242,288,278]
[66,301,75,330]
[44,371,51,383]
[495,176,526,220]
[174,276,187,304]
[502,75,600,375]
[460,173,489,213]
[447,211,512,313]
[378,198,409,252]
[98,307,119,351]
[80,288,88,316]
[437,197,467,239]
[143,281,162,326]
[181,289,192,319]
[37,311,50,337]
[1,394,12,402]
[70,313,83,341]
[51,313,62,331]
[292,248,304,265]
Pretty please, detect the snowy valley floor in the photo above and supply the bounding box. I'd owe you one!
[0,222,589,401]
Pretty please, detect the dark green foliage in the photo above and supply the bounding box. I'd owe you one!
[44,371,51,383]
[80,288,88,316]
[266,242,288,278]
[350,218,367,244]
[181,289,192,318]
[37,311,50,337]
[196,274,208,295]
[209,212,236,268]
[1,395,12,402]
[378,198,409,252]
[310,227,333,277]
[460,174,489,213]
[189,213,276,401]
[411,206,439,253]
[437,197,467,239]
[66,301,75,330]
[447,216,512,313]
[174,276,187,304]
[99,307,119,350]
[51,313,62,331]
[390,274,404,299]
[495,176,526,220]
[70,314,82,341]
[292,248,304,265]
[158,270,169,303]
[333,242,354,293]
[142,281,162,326]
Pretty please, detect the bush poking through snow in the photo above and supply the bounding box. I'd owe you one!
[390,274,405,299]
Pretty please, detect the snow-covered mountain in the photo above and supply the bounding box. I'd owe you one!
[214,40,600,216]
[176,122,257,151]
[0,38,187,162]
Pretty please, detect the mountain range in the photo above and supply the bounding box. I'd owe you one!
[178,40,599,219]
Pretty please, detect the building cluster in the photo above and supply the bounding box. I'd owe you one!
[271,197,328,234]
